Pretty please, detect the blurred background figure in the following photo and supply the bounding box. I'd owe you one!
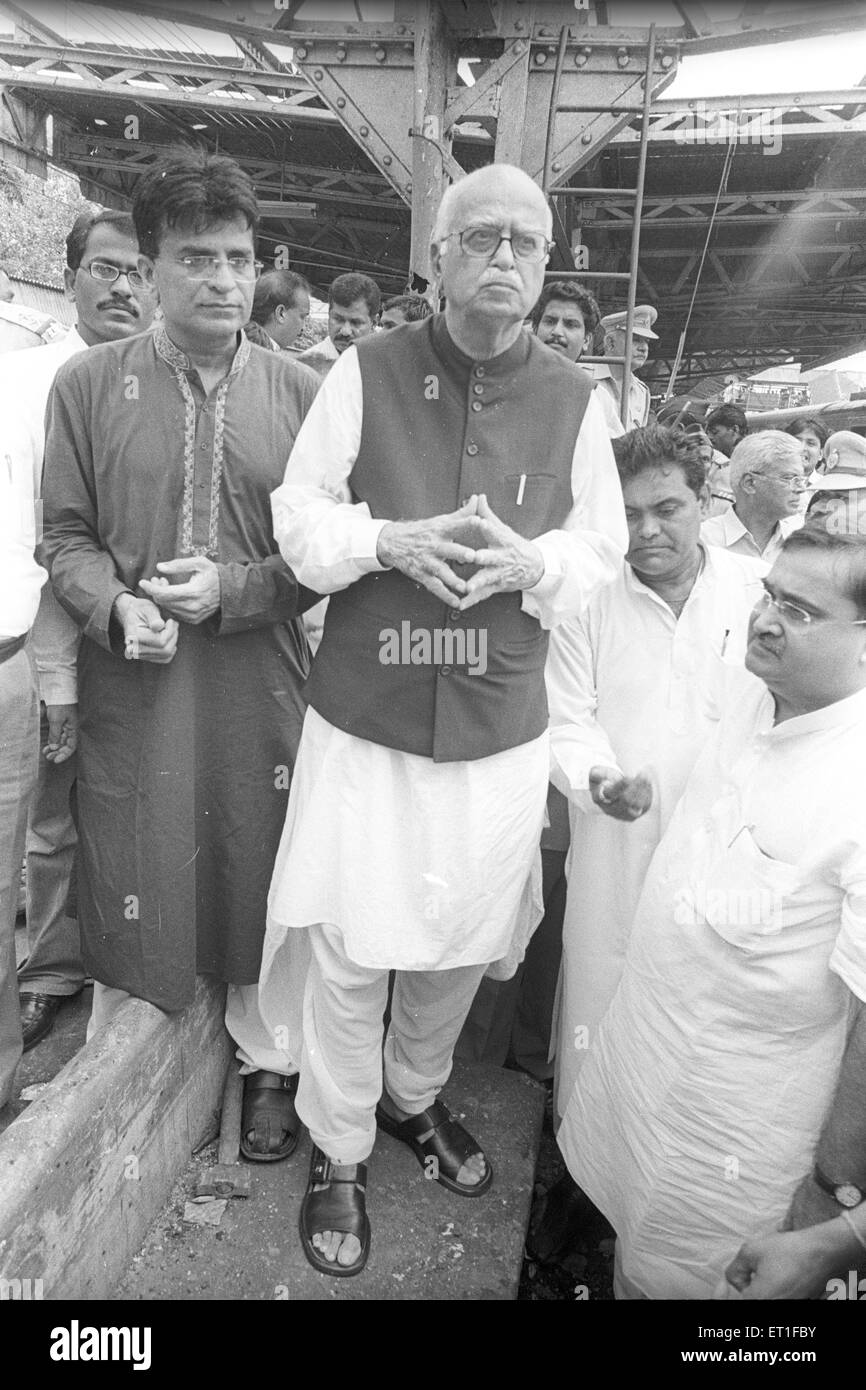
[249,268,311,352]
[379,293,431,329]
[705,403,748,459]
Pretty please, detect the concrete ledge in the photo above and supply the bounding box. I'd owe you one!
[0,976,231,1299]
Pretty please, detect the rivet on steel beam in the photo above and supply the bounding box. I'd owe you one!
[336,97,346,108]
[314,69,324,80]
[535,51,548,65]
[552,161,562,173]
[375,47,386,61]
[581,131,593,144]
[383,155,392,165]
[296,46,308,60]
[514,19,524,30]
[360,125,369,137]
[575,51,587,67]
[616,48,629,67]
[661,53,674,69]
[337,47,347,62]
[406,182,412,194]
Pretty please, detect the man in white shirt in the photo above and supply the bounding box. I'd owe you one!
[0,210,154,1050]
[296,272,379,379]
[701,430,807,562]
[560,525,866,1298]
[547,424,765,1121]
[249,269,311,352]
[262,162,627,1277]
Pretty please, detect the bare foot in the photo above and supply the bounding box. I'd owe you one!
[379,1091,487,1187]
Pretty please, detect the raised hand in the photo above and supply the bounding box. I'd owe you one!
[458,493,544,612]
[376,496,483,607]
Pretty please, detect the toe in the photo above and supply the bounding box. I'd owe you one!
[456,1152,487,1186]
[337,1234,362,1267]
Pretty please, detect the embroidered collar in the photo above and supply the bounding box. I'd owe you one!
[153,322,251,378]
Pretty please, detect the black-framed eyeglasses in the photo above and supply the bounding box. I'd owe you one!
[85,259,146,290]
[171,255,264,282]
[441,225,553,263]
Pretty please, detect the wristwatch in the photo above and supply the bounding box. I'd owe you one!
[813,1166,864,1209]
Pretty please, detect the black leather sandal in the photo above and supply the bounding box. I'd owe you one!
[240,1071,301,1163]
[299,1146,371,1278]
[375,1097,493,1198]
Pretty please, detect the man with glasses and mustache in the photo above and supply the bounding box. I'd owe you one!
[702,429,807,562]
[39,152,320,1163]
[263,162,626,1276]
[0,211,155,1054]
[557,524,866,1298]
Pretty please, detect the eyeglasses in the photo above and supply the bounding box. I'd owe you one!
[441,225,553,262]
[750,470,809,490]
[84,260,146,290]
[756,586,866,629]
[171,255,264,282]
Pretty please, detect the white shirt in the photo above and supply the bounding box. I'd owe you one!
[560,674,866,1298]
[547,544,765,1110]
[0,330,87,699]
[261,342,628,973]
[296,334,339,379]
[701,503,803,564]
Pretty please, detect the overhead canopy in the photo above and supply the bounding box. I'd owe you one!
[2,0,866,389]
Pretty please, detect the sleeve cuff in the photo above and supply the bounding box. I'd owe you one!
[520,538,560,617]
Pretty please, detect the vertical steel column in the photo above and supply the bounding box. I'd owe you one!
[411,2,457,290]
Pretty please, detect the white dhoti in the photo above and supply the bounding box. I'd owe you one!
[259,708,549,1160]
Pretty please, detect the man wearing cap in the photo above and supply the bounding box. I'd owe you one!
[587,305,657,432]
[806,431,866,537]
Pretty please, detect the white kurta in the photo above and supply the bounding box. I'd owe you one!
[559,675,866,1299]
[261,343,628,980]
[548,544,765,1113]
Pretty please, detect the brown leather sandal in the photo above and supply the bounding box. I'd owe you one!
[240,1071,301,1163]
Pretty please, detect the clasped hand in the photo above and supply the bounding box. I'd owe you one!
[139,556,221,625]
[376,493,544,610]
[588,765,653,821]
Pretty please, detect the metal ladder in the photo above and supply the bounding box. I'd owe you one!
[541,23,657,427]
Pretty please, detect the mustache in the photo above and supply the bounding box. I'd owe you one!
[97,297,139,314]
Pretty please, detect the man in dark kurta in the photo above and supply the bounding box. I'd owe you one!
[39,150,318,1160]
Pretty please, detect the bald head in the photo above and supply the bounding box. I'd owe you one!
[432,164,552,243]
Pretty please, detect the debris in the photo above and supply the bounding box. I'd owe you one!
[182,1198,227,1227]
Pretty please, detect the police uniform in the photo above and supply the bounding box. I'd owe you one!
[588,304,657,432]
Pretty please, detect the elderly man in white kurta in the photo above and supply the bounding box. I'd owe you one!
[548,426,765,1120]
[261,164,627,1276]
[560,526,866,1299]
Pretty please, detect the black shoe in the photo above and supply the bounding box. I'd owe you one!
[19,993,64,1052]
[527,1171,595,1264]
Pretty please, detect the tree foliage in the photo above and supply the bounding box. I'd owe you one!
[0,162,99,283]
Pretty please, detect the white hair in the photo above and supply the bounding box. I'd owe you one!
[729,430,804,492]
[431,164,552,245]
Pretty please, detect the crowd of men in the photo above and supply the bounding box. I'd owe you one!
[1,148,865,1297]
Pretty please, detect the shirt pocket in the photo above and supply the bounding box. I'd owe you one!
[687,824,802,952]
[490,472,559,534]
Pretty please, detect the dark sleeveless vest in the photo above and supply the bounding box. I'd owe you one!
[305,314,593,762]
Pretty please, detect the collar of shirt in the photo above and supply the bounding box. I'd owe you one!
[622,542,709,615]
[432,311,531,376]
[153,322,251,379]
[757,684,866,742]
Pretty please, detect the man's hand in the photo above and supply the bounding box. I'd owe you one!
[139,556,221,625]
[113,594,179,665]
[458,494,544,612]
[376,497,482,607]
[716,1224,849,1301]
[43,703,78,764]
[588,765,653,821]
